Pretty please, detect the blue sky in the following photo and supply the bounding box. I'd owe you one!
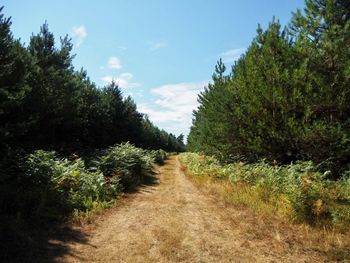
[3,0,305,138]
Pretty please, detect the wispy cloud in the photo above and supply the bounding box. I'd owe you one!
[101,72,141,88]
[71,25,87,47]
[219,48,246,63]
[138,81,207,136]
[147,40,168,51]
[107,56,122,70]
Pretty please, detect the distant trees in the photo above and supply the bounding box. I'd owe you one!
[188,0,350,176]
[0,7,185,159]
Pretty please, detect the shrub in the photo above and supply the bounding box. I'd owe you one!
[24,150,120,220]
[150,149,168,165]
[95,142,155,190]
[4,143,167,223]
[179,152,350,227]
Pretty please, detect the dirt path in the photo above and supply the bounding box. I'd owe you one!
[61,156,327,262]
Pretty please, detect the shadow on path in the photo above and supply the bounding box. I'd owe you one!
[123,166,161,194]
[1,164,164,263]
[0,216,90,263]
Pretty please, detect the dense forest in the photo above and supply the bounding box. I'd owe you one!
[188,0,350,178]
[0,7,185,156]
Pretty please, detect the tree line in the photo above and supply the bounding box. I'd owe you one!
[0,8,184,257]
[188,0,350,178]
[0,6,185,162]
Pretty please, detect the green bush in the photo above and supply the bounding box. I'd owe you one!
[24,150,120,220]
[3,143,167,223]
[95,142,155,190]
[149,149,168,165]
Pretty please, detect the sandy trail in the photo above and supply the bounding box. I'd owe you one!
[61,156,326,263]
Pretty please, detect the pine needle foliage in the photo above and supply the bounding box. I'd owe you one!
[187,0,350,176]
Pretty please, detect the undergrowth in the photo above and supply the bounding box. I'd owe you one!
[22,143,167,222]
[179,152,350,228]
[0,143,168,260]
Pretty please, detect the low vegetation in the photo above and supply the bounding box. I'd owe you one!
[15,143,166,223]
[25,150,120,221]
[95,143,162,191]
[1,143,167,260]
[179,152,350,228]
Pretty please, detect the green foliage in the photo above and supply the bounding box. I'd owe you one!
[4,143,166,223]
[95,143,155,190]
[24,150,120,220]
[0,143,168,260]
[0,6,177,259]
[0,7,184,154]
[180,153,350,227]
[149,149,168,165]
[0,6,176,230]
[185,0,350,229]
[0,6,33,153]
[187,1,350,175]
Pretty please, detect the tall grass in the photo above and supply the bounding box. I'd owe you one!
[179,153,350,228]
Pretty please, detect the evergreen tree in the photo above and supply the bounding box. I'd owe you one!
[0,7,183,154]
[290,0,350,173]
[188,0,350,175]
[0,7,32,151]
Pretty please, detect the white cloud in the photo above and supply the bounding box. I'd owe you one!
[107,56,122,70]
[138,106,183,123]
[119,72,133,80]
[101,72,141,88]
[219,48,246,64]
[71,25,87,47]
[138,81,207,136]
[147,40,168,51]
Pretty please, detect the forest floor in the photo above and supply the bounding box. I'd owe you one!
[53,156,342,262]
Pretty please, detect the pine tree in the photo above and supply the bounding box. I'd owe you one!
[188,0,350,175]
[0,7,32,151]
[290,0,350,173]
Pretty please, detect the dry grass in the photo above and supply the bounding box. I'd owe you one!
[186,170,293,219]
[181,164,350,262]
